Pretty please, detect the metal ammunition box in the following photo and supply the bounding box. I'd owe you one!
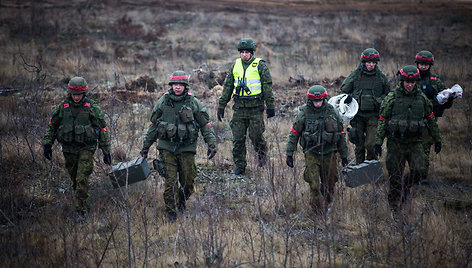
[342,160,384,188]
[109,157,150,188]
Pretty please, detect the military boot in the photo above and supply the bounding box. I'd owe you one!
[258,152,267,167]
[167,211,177,223]
[231,166,245,175]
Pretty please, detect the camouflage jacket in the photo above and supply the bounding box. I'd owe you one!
[418,71,452,117]
[375,84,441,145]
[143,89,216,154]
[286,101,347,158]
[341,65,390,118]
[44,96,110,154]
[218,56,274,110]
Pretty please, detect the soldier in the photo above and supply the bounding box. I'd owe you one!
[341,48,390,164]
[140,71,217,221]
[374,65,441,210]
[43,77,112,216]
[286,85,348,215]
[415,50,453,180]
[217,38,275,175]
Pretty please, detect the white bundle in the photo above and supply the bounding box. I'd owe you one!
[436,84,463,105]
[328,94,359,122]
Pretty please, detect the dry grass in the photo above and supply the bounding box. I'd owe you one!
[0,0,471,267]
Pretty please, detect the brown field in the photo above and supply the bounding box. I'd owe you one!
[0,0,471,267]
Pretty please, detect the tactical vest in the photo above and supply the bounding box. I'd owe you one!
[352,69,385,112]
[387,89,426,139]
[418,75,439,100]
[155,94,199,145]
[57,99,98,144]
[233,58,262,97]
[300,106,341,153]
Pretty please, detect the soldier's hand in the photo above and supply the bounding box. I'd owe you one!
[103,153,112,165]
[374,144,382,157]
[140,148,149,158]
[266,108,275,118]
[341,157,348,167]
[43,144,52,160]
[207,145,217,160]
[286,155,294,168]
[217,108,225,122]
[434,142,442,154]
[344,95,353,104]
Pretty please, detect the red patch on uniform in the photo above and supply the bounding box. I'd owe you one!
[99,128,107,132]
[63,103,69,108]
[83,102,91,107]
[430,76,437,80]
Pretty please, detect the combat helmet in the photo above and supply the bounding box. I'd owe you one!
[307,85,328,100]
[361,48,380,62]
[415,50,434,65]
[399,65,420,82]
[237,38,257,53]
[168,70,189,86]
[68,77,88,95]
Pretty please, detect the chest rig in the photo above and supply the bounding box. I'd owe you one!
[156,94,199,145]
[387,89,426,139]
[300,106,341,152]
[57,99,98,144]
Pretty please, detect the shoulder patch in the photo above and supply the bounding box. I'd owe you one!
[83,102,91,107]
[63,103,69,108]
[430,76,437,80]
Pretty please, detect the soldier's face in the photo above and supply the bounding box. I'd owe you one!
[365,61,377,71]
[240,50,252,61]
[403,81,416,92]
[313,100,323,108]
[172,83,186,95]
[417,63,431,71]
[71,94,84,103]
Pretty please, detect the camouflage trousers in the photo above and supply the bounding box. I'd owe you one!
[303,151,338,214]
[161,150,197,214]
[63,150,94,213]
[422,132,435,179]
[386,140,426,209]
[230,107,267,169]
[349,115,378,164]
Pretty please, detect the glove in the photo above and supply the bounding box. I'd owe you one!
[140,148,149,158]
[434,142,442,154]
[103,153,112,165]
[217,108,225,122]
[341,158,348,167]
[207,145,217,160]
[286,155,294,168]
[43,144,52,160]
[344,95,353,104]
[374,144,382,157]
[266,109,275,118]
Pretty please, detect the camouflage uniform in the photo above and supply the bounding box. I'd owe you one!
[44,77,110,214]
[142,72,216,217]
[415,50,453,178]
[286,86,347,214]
[341,48,390,164]
[218,39,275,173]
[375,66,441,209]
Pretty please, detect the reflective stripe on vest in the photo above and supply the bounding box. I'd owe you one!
[233,58,262,96]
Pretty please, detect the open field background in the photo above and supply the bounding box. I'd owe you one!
[1,0,471,266]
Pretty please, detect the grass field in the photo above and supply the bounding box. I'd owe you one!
[0,0,471,266]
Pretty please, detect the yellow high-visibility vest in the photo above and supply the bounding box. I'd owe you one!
[233,58,262,97]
